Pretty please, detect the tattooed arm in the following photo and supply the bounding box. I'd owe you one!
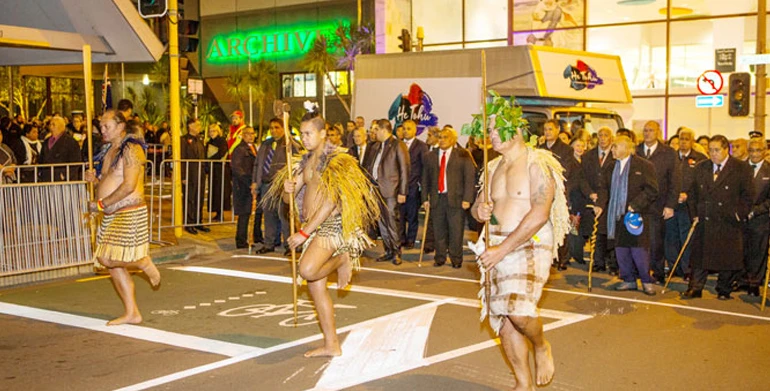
[101,144,146,214]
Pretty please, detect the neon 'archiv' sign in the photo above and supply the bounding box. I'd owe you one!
[206,20,349,63]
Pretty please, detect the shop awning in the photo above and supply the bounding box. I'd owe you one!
[0,0,164,65]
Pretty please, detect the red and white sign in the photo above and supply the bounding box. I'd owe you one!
[697,70,724,95]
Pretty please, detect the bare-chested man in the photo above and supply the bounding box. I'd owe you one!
[471,127,570,390]
[85,110,160,326]
[268,109,379,357]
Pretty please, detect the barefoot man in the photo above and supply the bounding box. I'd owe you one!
[467,96,570,390]
[264,107,380,357]
[85,110,160,325]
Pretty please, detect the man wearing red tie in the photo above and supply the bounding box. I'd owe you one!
[422,127,475,268]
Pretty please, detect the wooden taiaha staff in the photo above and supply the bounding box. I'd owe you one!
[762,236,770,311]
[661,220,698,295]
[418,206,430,268]
[586,205,600,292]
[481,50,491,318]
[280,102,299,327]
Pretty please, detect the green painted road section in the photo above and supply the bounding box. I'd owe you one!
[0,269,427,349]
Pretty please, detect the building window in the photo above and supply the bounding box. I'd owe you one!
[323,71,351,96]
[282,73,316,98]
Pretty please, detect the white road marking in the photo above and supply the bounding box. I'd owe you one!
[183,306,196,310]
[228,297,240,300]
[116,300,453,391]
[214,300,226,304]
[315,303,439,390]
[0,302,261,357]
[199,303,211,307]
[232,255,770,322]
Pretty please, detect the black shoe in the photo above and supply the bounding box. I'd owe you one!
[433,261,445,267]
[376,254,393,262]
[592,265,606,273]
[609,269,619,276]
[196,225,211,233]
[404,242,415,249]
[748,286,761,297]
[255,247,275,254]
[392,255,402,265]
[576,259,587,265]
[185,227,198,235]
[558,264,568,271]
[717,293,732,301]
[283,248,292,256]
[236,243,248,249]
[423,247,434,254]
[680,289,703,299]
[451,263,462,269]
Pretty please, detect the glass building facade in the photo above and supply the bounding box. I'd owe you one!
[413,0,770,139]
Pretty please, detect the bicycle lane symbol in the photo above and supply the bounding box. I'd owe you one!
[217,299,357,327]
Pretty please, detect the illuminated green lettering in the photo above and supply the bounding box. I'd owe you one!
[206,20,349,63]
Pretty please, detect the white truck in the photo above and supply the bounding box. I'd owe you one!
[353,45,632,142]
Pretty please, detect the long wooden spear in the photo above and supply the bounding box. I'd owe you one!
[481,50,491,319]
[278,101,298,326]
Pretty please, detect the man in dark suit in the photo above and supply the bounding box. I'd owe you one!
[251,118,300,255]
[366,119,410,265]
[539,119,580,267]
[743,138,770,296]
[538,119,573,161]
[606,135,660,295]
[683,135,753,300]
[422,127,475,268]
[580,126,616,273]
[181,118,210,235]
[422,127,441,253]
[636,120,680,283]
[38,116,82,182]
[232,127,258,248]
[348,127,370,167]
[665,127,707,279]
[399,120,429,249]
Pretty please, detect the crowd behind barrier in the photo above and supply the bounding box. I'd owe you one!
[2,111,770,302]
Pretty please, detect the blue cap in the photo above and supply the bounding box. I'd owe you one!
[624,212,644,236]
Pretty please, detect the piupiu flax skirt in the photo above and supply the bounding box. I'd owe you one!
[93,205,150,268]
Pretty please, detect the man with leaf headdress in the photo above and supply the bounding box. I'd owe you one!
[467,92,570,390]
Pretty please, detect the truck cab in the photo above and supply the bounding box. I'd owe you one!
[521,105,625,137]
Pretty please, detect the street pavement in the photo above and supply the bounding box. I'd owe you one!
[2,237,770,391]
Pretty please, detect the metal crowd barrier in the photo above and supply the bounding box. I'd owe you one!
[154,159,235,242]
[0,163,93,286]
[0,160,159,286]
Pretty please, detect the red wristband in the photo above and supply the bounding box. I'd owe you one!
[298,229,310,239]
[97,199,105,212]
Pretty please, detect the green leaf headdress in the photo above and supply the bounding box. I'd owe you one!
[461,90,536,147]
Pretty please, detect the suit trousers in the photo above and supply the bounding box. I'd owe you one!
[235,214,261,248]
[689,268,741,295]
[744,217,770,286]
[648,215,667,280]
[568,233,586,263]
[432,194,465,266]
[664,206,694,277]
[616,247,654,284]
[378,196,402,256]
[399,187,421,245]
[260,182,289,248]
[184,167,205,226]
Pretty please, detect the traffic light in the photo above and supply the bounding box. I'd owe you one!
[398,29,411,53]
[179,20,199,52]
[728,72,750,117]
[138,0,167,18]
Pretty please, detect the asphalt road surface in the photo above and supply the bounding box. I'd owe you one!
[2,242,770,391]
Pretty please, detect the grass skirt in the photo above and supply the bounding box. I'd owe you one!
[93,205,149,268]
